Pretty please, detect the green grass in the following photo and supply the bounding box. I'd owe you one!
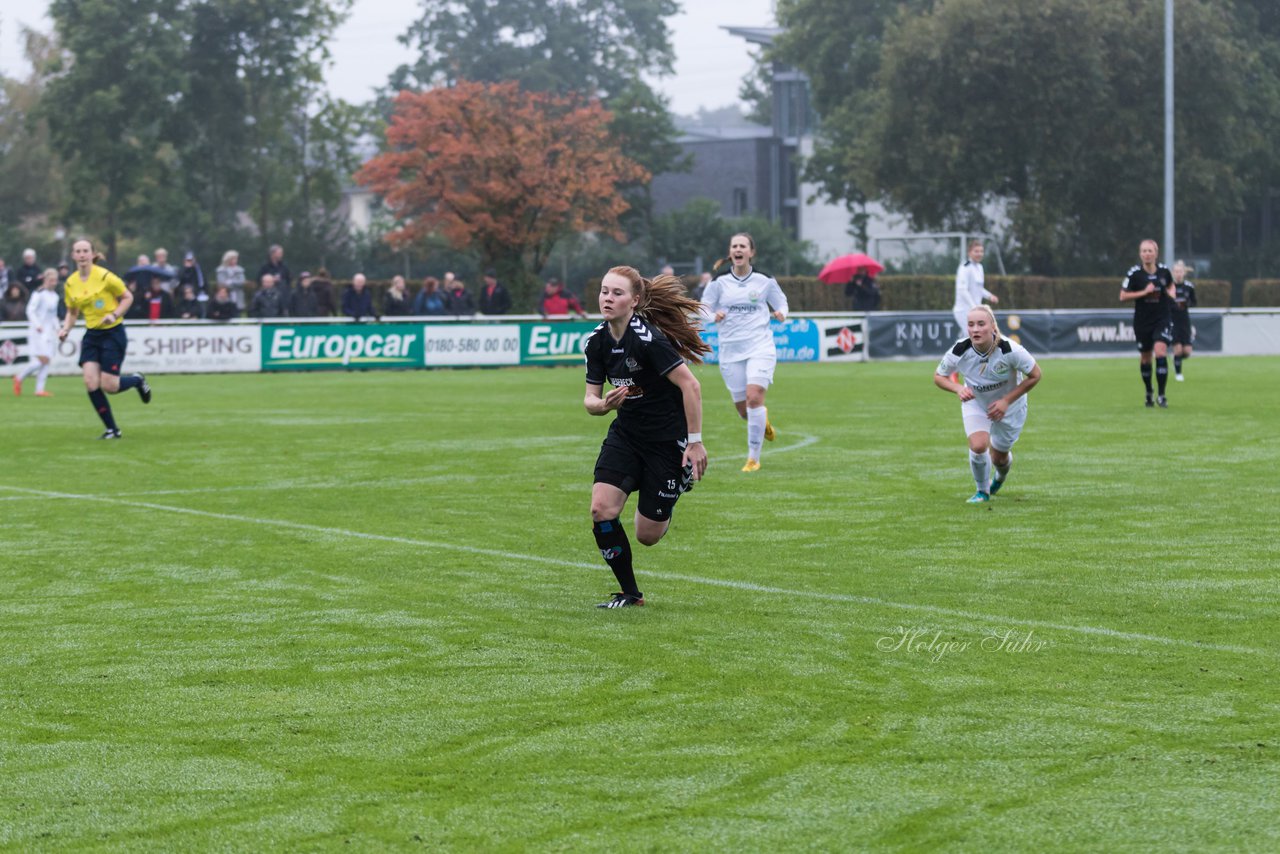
[1,358,1277,851]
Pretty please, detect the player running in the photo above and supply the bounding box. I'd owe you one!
[1120,239,1176,408]
[58,238,152,439]
[583,266,710,609]
[13,268,62,397]
[702,232,789,472]
[934,305,1042,503]
[1170,259,1197,381]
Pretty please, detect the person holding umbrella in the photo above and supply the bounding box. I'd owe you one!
[817,253,885,311]
[703,232,789,473]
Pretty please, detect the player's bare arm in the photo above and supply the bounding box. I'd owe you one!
[666,364,707,480]
[988,364,1042,421]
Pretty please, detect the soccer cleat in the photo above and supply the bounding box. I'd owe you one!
[1175,374,1184,382]
[764,418,776,441]
[678,462,695,494]
[135,373,152,404]
[12,376,20,396]
[1157,395,1168,408]
[741,458,761,472]
[98,428,122,440]
[966,491,990,504]
[596,592,644,609]
[1145,394,1155,408]
[35,390,54,397]
[989,476,1005,495]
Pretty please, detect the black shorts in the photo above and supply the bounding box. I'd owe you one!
[594,425,686,523]
[1172,310,1193,346]
[79,325,128,374]
[1133,314,1173,352]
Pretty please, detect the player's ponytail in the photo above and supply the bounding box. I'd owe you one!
[608,266,711,365]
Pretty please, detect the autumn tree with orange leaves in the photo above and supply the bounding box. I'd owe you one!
[356,80,648,309]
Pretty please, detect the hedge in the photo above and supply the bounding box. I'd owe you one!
[237,275,1250,315]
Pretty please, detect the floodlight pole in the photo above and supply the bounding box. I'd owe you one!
[1164,0,1175,262]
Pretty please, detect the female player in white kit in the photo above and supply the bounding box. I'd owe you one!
[13,269,62,397]
[702,233,789,472]
[933,305,1042,503]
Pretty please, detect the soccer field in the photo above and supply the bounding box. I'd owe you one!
[2,358,1277,851]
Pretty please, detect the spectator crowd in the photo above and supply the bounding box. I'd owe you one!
[0,244,600,324]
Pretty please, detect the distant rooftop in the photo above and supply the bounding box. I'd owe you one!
[722,26,782,47]
[675,126,773,144]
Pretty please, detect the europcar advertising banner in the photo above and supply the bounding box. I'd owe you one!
[1,324,261,375]
[261,324,422,371]
[701,317,821,364]
[520,321,601,364]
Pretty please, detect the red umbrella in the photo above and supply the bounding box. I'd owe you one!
[818,253,885,284]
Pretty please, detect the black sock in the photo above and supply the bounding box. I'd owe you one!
[1174,355,1185,374]
[117,374,141,391]
[593,518,641,597]
[1141,363,1153,394]
[1155,357,1169,394]
[88,389,118,431]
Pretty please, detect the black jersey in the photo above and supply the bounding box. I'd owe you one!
[1173,279,1197,312]
[1122,264,1175,321]
[584,315,687,441]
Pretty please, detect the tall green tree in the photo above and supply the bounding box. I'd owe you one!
[170,0,355,264]
[0,26,66,251]
[775,0,1272,273]
[41,0,187,263]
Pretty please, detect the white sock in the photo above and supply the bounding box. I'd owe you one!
[35,362,50,392]
[969,450,991,493]
[18,361,40,381]
[746,405,766,459]
[994,452,1011,482]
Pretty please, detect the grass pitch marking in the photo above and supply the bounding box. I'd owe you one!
[1,482,1263,659]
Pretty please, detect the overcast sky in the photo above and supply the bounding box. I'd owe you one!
[0,0,775,116]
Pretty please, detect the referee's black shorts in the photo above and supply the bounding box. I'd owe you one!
[79,325,129,374]
[594,424,686,522]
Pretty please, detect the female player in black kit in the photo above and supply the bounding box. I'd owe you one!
[583,266,710,608]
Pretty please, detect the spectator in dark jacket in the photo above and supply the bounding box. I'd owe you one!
[846,272,882,312]
[208,286,239,321]
[290,271,321,317]
[178,252,207,297]
[383,275,413,316]
[15,248,42,294]
[257,244,292,304]
[2,283,27,321]
[311,267,336,316]
[175,284,204,319]
[250,273,287,318]
[124,281,149,320]
[445,277,475,316]
[342,273,375,321]
[412,276,446,315]
[478,268,511,315]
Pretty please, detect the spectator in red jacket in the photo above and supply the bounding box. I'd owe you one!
[539,278,586,319]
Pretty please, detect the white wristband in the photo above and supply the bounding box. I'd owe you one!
[687,432,703,444]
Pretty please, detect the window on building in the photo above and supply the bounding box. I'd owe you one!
[732,187,749,216]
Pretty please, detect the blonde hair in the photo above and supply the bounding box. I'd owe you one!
[607,266,711,364]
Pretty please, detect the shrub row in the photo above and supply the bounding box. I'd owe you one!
[238,276,1262,315]
[775,276,1234,312]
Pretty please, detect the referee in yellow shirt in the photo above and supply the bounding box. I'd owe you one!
[58,238,152,439]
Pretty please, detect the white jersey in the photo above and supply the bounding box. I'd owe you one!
[702,267,789,362]
[936,337,1037,413]
[953,259,996,313]
[26,288,60,333]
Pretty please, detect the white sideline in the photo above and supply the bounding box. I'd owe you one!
[0,483,1264,658]
[98,432,824,499]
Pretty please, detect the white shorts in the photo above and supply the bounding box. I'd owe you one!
[27,327,57,359]
[961,398,1027,453]
[719,354,777,401]
[953,307,971,336]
